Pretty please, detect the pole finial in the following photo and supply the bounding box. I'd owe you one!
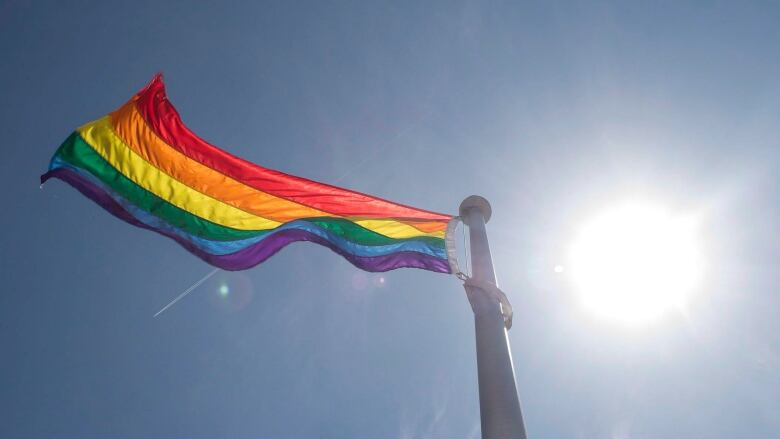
[459,195,492,223]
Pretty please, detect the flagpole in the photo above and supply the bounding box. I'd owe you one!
[460,195,527,439]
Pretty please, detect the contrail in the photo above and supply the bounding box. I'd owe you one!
[153,268,219,317]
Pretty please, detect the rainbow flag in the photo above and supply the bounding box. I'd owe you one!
[42,75,456,273]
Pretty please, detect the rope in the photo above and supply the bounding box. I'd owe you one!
[463,220,472,278]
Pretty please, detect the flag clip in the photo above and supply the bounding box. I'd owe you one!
[462,278,513,330]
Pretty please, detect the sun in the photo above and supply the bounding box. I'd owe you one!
[569,203,702,325]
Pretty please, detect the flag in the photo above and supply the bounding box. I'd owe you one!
[42,75,455,273]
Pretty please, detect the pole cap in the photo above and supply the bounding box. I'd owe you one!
[459,195,492,223]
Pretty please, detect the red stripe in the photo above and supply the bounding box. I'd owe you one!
[133,75,451,221]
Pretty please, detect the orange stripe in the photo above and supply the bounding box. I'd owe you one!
[111,101,342,222]
[110,100,447,233]
[398,220,447,233]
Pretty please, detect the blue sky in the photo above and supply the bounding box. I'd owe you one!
[2,1,779,437]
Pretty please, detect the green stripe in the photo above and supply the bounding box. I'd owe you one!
[52,132,446,248]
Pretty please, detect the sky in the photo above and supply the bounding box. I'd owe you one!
[1,1,779,437]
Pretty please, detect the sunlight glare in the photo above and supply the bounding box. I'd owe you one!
[569,203,702,325]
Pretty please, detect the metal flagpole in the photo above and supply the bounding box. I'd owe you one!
[460,195,527,439]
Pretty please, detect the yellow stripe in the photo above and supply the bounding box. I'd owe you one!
[79,117,281,231]
[77,117,445,239]
[355,220,445,240]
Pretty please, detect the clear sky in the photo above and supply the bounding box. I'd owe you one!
[2,1,779,438]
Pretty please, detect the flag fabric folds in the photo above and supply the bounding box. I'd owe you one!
[42,75,455,273]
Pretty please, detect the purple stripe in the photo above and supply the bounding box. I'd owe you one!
[42,169,451,273]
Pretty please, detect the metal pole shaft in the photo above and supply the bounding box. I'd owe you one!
[461,196,527,439]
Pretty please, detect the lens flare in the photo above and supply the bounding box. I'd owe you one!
[208,273,254,312]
